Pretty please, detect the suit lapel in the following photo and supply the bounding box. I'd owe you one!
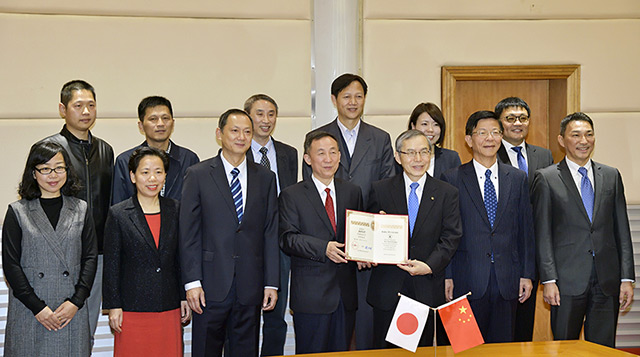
[335,179,349,243]
[497,145,510,165]
[557,159,591,223]
[128,197,159,253]
[303,180,336,237]
[591,161,604,222]
[164,142,179,198]
[413,176,437,238]
[493,162,512,229]
[274,140,288,189]
[243,163,261,227]
[325,121,350,175]
[349,121,372,174]
[157,197,174,252]
[210,156,238,223]
[460,162,491,228]
[526,143,537,178]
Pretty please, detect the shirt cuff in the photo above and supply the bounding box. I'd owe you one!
[185,280,202,291]
[265,286,278,291]
[542,280,556,284]
[621,279,635,283]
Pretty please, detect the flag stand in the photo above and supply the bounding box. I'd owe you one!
[431,292,472,356]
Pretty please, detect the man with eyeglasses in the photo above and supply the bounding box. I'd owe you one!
[440,110,535,343]
[366,129,462,349]
[495,97,553,342]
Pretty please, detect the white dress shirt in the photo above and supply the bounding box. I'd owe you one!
[472,159,500,202]
[501,139,528,168]
[403,172,427,205]
[311,174,337,222]
[336,118,361,158]
[250,138,281,194]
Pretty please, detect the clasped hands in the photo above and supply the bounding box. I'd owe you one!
[35,300,78,331]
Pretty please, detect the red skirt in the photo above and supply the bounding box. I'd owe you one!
[114,308,182,356]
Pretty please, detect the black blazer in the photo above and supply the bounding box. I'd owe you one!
[433,146,462,179]
[441,161,535,301]
[279,178,362,314]
[103,196,183,312]
[366,174,462,310]
[532,159,635,297]
[497,142,554,188]
[246,138,299,191]
[179,155,280,305]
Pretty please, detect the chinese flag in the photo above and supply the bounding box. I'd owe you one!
[437,296,484,353]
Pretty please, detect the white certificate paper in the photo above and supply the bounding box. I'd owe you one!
[345,209,409,264]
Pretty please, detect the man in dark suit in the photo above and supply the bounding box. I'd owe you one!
[440,110,535,343]
[112,96,199,205]
[532,112,635,347]
[302,73,395,349]
[367,130,462,348]
[243,94,298,356]
[280,131,362,354]
[495,97,554,341]
[180,109,280,357]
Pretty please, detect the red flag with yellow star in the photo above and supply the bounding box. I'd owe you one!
[437,295,484,353]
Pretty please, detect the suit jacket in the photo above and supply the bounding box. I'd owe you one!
[498,142,554,188]
[103,196,183,312]
[440,161,535,300]
[112,140,200,205]
[179,155,279,305]
[279,178,362,314]
[433,146,462,180]
[302,119,395,207]
[246,138,299,191]
[366,174,462,310]
[531,159,635,297]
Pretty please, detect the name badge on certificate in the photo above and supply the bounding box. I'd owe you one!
[344,209,409,264]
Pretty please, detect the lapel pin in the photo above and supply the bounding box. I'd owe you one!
[431,196,435,200]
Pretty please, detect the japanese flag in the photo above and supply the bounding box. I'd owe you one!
[385,294,430,352]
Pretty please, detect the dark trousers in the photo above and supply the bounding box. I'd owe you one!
[355,268,374,349]
[551,263,619,348]
[513,279,538,342]
[191,280,261,357]
[293,299,355,354]
[469,264,517,343]
[260,251,291,356]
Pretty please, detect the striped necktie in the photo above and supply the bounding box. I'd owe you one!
[230,168,243,222]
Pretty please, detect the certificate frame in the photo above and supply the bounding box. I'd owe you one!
[344,209,409,264]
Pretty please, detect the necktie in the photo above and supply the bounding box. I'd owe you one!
[408,182,419,237]
[259,146,271,170]
[324,188,336,234]
[511,146,528,177]
[578,167,594,222]
[230,168,243,223]
[484,169,497,228]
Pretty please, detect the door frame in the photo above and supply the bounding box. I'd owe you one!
[441,65,580,162]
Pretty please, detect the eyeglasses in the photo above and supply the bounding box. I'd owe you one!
[472,130,503,138]
[34,166,67,175]
[398,149,431,159]
[503,115,529,124]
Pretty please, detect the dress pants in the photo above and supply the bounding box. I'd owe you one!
[260,251,290,356]
[468,264,517,343]
[513,279,538,342]
[293,299,355,354]
[192,279,261,357]
[550,262,619,347]
[355,268,374,349]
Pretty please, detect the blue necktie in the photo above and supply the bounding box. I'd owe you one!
[511,146,528,177]
[408,182,419,237]
[578,167,594,222]
[230,168,243,223]
[484,169,497,228]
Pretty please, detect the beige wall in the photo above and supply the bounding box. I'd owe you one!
[362,0,640,202]
[0,1,312,219]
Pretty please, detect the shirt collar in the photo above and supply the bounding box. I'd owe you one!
[311,174,335,195]
[220,152,247,175]
[472,159,499,178]
[501,139,525,151]
[565,157,592,173]
[251,137,275,153]
[336,117,361,137]
[403,171,427,189]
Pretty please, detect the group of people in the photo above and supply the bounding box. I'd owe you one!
[1,73,635,356]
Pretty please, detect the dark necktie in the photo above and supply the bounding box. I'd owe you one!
[259,146,271,170]
[578,167,594,222]
[230,168,243,223]
[408,182,419,237]
[484,169,497,228]
[324,188,336,234]
[511,146,528,177]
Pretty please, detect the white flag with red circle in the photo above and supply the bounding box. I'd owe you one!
[385,294,430,352]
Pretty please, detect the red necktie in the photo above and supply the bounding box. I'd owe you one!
[325,188,337,234]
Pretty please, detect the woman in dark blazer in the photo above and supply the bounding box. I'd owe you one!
[407,102,461,178]
[103,146,190,356]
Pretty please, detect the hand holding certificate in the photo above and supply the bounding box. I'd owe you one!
[345,209,409,264]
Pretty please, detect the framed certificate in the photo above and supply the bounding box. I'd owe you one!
[344,209,409,264]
